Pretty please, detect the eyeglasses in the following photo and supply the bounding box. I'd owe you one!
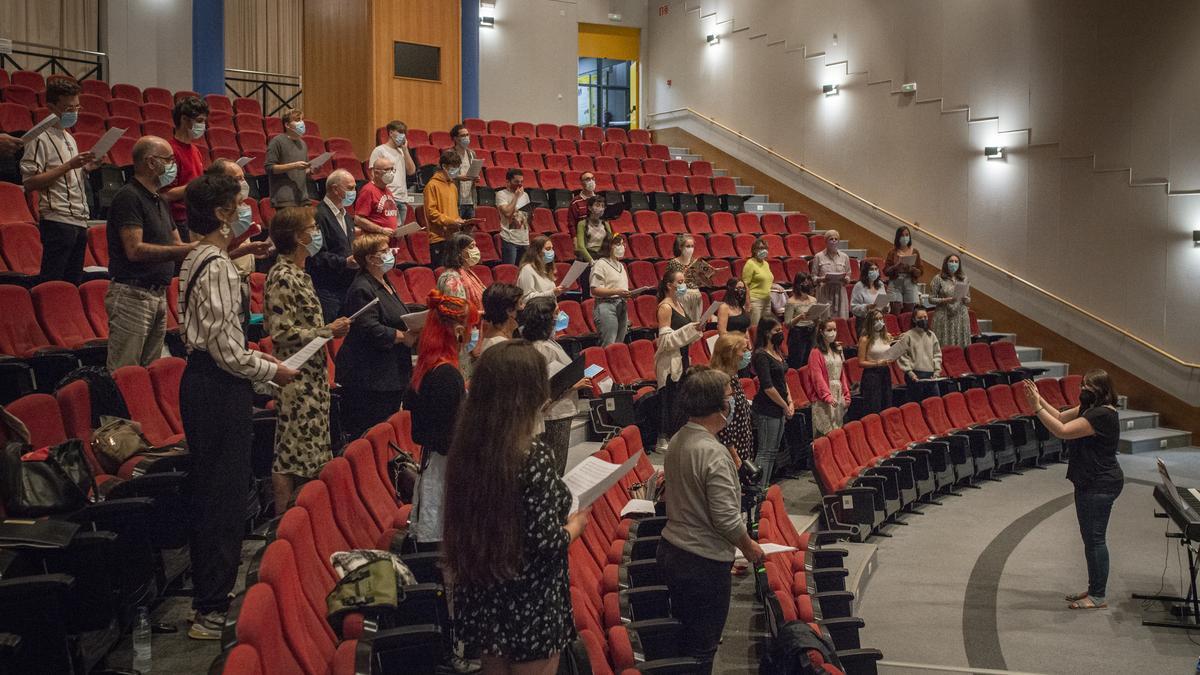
[149,154,175,162]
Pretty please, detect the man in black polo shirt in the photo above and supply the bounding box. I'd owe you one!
[105,136,196,370]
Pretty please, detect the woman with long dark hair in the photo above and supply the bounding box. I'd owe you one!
[653,268,702,448]
[1023,370,1123,610]
[716,277,751,336]
[930,254,971,347]
[883,225,922,314]
[443,341,590,673]
[783,272,818,368]
[856,307,896,415]
[750,316,792,489]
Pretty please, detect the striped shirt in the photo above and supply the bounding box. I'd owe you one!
[19,126,89,227]
[179,243,277,383]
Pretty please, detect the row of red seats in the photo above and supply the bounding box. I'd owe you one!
[379,120,654,145]
[842,342,1037,390]
[472,165,732,195]
[0,69,261,114]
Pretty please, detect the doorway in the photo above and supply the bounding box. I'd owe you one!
[578,58,631,128]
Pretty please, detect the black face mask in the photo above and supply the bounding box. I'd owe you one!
[733,289,746,303]
[914,319,928,330]
[770,331,785,348]
[1078,389,1097,409]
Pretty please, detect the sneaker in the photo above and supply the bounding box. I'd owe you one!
[188,611,226,640]
[450,656,481,673]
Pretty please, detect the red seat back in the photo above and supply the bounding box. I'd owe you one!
[965,388,998,423]
[113,366,179,446]
[943,392,976,428]
[987,384,1022,419]
[921,396,955,433]
[318,457,383,549]
[940,346,972,378]
[900,402,934,440]
[31,281,98,349]
[1036,378,1069,409]
[6,394,68,448]
[147,357,185,434]
[965,342,999,374]
[233,584,307,675]
[1060,374,1082,407]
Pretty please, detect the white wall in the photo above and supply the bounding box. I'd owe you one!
[643,0,1200,402]
[479,0,647,124]
[102,0,193,92]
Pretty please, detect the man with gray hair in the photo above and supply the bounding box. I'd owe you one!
[104,136,196,370]
[310,168,359,321]
[352,155,399,236]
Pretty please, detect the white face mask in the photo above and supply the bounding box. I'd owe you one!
[583,179,596,191]
[824,330,838,341]
[238,179,250,201]
[613,245,625,258]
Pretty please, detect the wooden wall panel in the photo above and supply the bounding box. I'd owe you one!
[302,0,372,156]
[369,0,461,143]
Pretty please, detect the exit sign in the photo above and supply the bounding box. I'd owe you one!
[659,4,669,16]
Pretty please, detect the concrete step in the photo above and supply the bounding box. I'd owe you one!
[1118,409,1160,432]
[742,201,784,212]
[735,185,755,196]
[712,168,728,177]
[674,153,703,163]
[1015,345,1043,363]
[1118,427,1193,454]
[667,146,690,156]
[976,318,993,332]
[745,193,769,203]
[980,331,1016,343]
[1023,360,1070,379]
[841,540,878,599]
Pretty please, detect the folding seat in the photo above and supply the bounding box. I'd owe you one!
[732,213,757,235]
[77,279,110,337]
[300,134,325,159]
[1035,377,1070,410]
[402,267,435,305]
[648,211,682,236]
[543,154,570,172]
[624,144,647,161]
[484,119,510,137]
[78,93,108,116]
[463,117,486,134]
[344,440,406,531]
[985,384,1041,465]
[527,137,553,155]
[638,173,665,196]
[608,210,633,235]
[554,124,580,143]
[614,172,640,195]
[600,141,625,159]
[517,151,544,170]
[623,260,656,292]
[897,311,913,332]
[548,139,574,157]
[593,173,616,192]
[113,365,184,447]
[628,211,660,235]
[471,231,501,264]
[72,111,106,135]
[942,392,1002,477]
[898,401,971,485]
[206,126,238,151]
[0,102,33,133]
[604,343,655,389]
[559,300,598,342]
[566,155,594,174]
[1058,374,1083,407]
[784,233,813,258]
[476,133,503,152]
[623,129,649,145]
[991,341,1046,379]
[963,388,1031,471]
[807,233,827,257]
[80,78,111,100]
[965,342,1018,385]
[783,258,810,283]
[474,205,501,234]
[147,356,185,435]
[732,233,756,260]
[1,84,38,108]
[782,214,810,234]
[324,137,355,159]
[681,211,709,234]
[832,318,856,351]
[140,86,172,107]
[871,410,941,499]
[548,232,576,264]
[602,128,627,144]
[709,211,737,235]
[479,166,506,190]
[705,233,736,262]
[940,346,983,389]
[883,314,901,337]
[206,109,234,131]
[918,396,988,481]
[653,233,677,260]
[230,97,262,116]
[627,295,658,333]
[1009,382,1063,463]
[109,83,140,102]
[624,233,655,262]
[510,121,534,138]
[687,175,713,196]
[489,149,518,169]
[577,139,602,157]
[31,281,107,352]
[140,119,172,141]
[591,156,617,175]
[811,434,886,540]
[614,158,638,174]
[227,584,315,675]
[319,457,392,549]
[502,136,528,154]
[581,126,604,143]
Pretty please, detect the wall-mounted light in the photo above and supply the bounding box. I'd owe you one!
[984,146,1005,160]
[822,84,839,97]
[706,34,719,46]
[1194,230,1200,246]
[480,0,496,27]
[900,82,917,94]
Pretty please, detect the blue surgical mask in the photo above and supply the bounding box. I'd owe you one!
[867,270,879,282]
[554,310,570,333]
[900,235,911,246]
[292,121,306,135]
[233,204,254,236]
[466,327,480,351]
[191,122,206,139]
[305,229,323,256]
[448,166,461,178]
[59,111,78,128]
[543,249,555,264]
[947,261,959,273]
[378,250,395,274]
[755,249,768,260]
[342,189,356,207]
[390,131,405,145]
[738,350,752,370]
[723,396,735,424]
[157,161,178,188]
[458,136,471,148]
[675,283,688,297]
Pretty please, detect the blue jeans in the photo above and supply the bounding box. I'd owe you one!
[500,239,526,266]
[1074,486,1122,599]
[753,413,786,491]
[594,299,628,346]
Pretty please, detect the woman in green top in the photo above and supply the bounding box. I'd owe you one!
[574,196,612,263]
[741,236,774,327]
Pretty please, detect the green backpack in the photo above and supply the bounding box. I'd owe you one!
[326,558,404,633]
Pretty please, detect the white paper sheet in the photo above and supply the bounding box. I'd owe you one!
[880,339,909,361]
[309,151,334,170]
[20,114,58,144]
[88,127,125,159]
[620,499,656,517]
[953,281,970,301]
[559,260,590,289]
[464,158,484,179]
[563,451,642,514]
[791,303,829,325]
[281,336,331,370]
[399,310,428,331]
[706,333,719,354]
[596,376,614,394]
[391,222,421,238]
[584,364,604,378]
[235,156,253,168]
[898,254,918,266]
[821,271,846,284]
[347,297,380,321]
[697,300,721,327]
[734,542,798,561]
[873,293,890,308]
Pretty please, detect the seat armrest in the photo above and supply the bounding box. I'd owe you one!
[618,558,663,589]
[817,616,864,651]
[812,590,855,619]
[619,585,672,621]
[836,647,884,673]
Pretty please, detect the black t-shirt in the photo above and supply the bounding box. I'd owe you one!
[106,178,176,285]
[1066,405,1123,491]
[751,348,789,418]
[404,363,465,456]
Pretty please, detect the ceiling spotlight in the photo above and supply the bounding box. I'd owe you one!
[706,34,719,45]
[822,84,839,96]
[984,146,1005,160]
[480,0,496,27]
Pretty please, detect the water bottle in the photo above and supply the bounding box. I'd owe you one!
[133,606,152,673]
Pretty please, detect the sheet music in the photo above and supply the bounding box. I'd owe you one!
[465,158,484,179]
[873,294,890,308]
[706,333,719,354]
[309,151,334,170]
[346,297,380,321]
[559,261,590,289]
[620,499,656,517]
[791,303,829,325]
[281,336,331,370]
[88,127,125,159]
[898,254,918,266]
[628,286,655,296]
[20,114,58,144]
[391,222,421,238]
[953,281,970,301]
[584,364,604,378]
[596,377,614,394]
[880,339,909,361]
[563,451,642,514]
[822,271,846,284]
[734,543,798,561]
[399,310,428,331]
[236,156,253,168]
[697,301,721,327]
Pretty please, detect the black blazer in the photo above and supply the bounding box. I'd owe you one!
[307,200,356,297]
[335,271,412,392]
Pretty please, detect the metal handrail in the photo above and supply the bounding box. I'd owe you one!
[4,41,107,80]
[224,67,300,81]
[223,68,302,118]
[10,40,108,58]
[647,106,1200,370]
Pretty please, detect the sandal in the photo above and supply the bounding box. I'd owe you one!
[1068,596,1107,610]
[1064,591,1089,602]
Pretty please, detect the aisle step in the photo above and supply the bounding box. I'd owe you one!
[1015,345,1043,363]
[1118,409,1160,432]
[735,185,755,196]
[976,318,993,332]
[1119,427,1193,454]
[841,540,878,599]
[980,331,1016,343]
[1022,360,1069,379]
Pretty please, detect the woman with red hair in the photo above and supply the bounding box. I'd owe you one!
[404,289,478,547]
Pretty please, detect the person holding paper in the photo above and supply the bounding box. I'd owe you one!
[806,319,851,437]
[335,234,417,440]
[658,367,765,674]
[437,233,487,378]
[568,171,599,224]
[160,96,210,241]
[423,149,470,266]
[405,291,477,546]
[574,195,613,264]
[810,230,851,319]
[856,309,897,415]
[896,307,943,402]
[523,297,592,474]
[353,156,400,236]
[20,77,95,284]
[929,254,972,347]
[309,170,359,322]
[443,341,588,672]
[495,168,531,265]
[204,158,276,267]
[265,108,311,207]
[368,120,418,225]
[709,332,754,466]
[850,259,889,336]
[104,136,197,370]
[716,278,752,336]
[177,174,297,640]
[516,235,563,301]
[883,225,923,314]
[654,269,705,448]
[449,124,478,220]
[751,317,794,489]
[590,233,631,346]
[783,273,818,368]
[264,206,351,514]
[741,237,774,327]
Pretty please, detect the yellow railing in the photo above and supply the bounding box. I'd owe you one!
[647,106,1200,370]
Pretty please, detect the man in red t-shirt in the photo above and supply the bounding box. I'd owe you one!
[353,155,399,235]
[161,96,209,242]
